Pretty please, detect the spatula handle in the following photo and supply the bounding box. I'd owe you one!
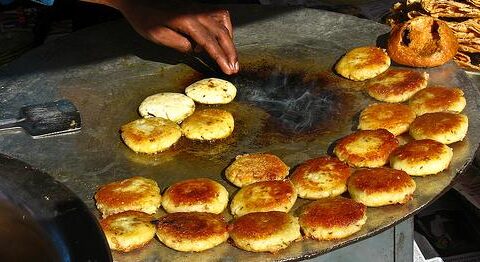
[0,118,25,130]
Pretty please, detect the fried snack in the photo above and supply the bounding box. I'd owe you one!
[409,87,466,115]
[334,129,399,168]
[161,178,228,214]
[185,78,237,104]
[390,139,453,176]
[156,212,229,252]
[421,0,480,18]
[367,69,429,102]
[409,112,468,144]
[290,156,351,199]
[335,46,391,81]
[181,109,234,141]
[138,92,195,123]
[358,103,416,136]
[121,117,182,154]
[95,176,161,218]
[228,211,301,253]
[348,168,416,207]
[100,211,156,252]
[299,197,367,240]
[225,153,290,187]
[230,180,297,217]
[387,16,458,67]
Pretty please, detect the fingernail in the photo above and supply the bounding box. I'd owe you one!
[229,62,236,72]
[234,61,239,71]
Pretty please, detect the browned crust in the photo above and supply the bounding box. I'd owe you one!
[357,47,390,68]
[348,168,415,194]
[95,176,157,209]
[391,139,448,163]
[181,109,233,128]
[120,118,179,145]
[367,69,427,98]
[387,16,458,67]
[227,153,289,184]
[359,103,416,133]
[164,178,219,205]
[299,197,366,228]
[228,211,291,239]
[291,156,351,191]
[334,129,399,167]
[156,212,227,240]
[410,112,466,137]
[239,180,296,209]
[409,87,465,113]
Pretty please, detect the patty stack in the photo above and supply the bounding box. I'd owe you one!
[387,0,480,71]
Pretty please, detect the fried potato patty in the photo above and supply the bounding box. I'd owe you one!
[290,156,351,199]
[138,92,195,123]
[335,46,391,81]
[181,108,234,141]
[358,103,416,136]
[185,78,237,104]
[95,176,161,218]
[409,87,466,116]
[348,168,416,207]
[299,197,367,240]
[367,69,429,102]
[230,180,297,217]
[334,129,399,168]
[225,153,290,187]
[156,212,228,252]
[228,211,301,253]
[390,139,453,176]
[409,112,468,144]
[162,178,228,214]
[121,117,182,154]
[100,211,156,252]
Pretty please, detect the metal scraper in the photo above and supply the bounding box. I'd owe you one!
[0,99,81,138]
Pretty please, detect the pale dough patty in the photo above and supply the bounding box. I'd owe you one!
[228,211,301,253]
[230,180,297,217]
[299,197,367,240]
[408,86,466,116]
[225,153,290,187]
[390,139,453,176]
[138,92,195,123]
[334,129,399,168]
[181,108,234,141]
[100,211,156,252]
[162,178,229,214]
[95,176,161,218]
[348,168,416,207]
[185,78,237,104]
[121,117,182,154]
[156,212,229,252]
[290,156,351,199]
[409,112,468,144]
[358,103,416,136]
[335,46,391,81]
[367,69,429,102]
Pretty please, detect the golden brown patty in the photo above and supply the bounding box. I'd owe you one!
[100,211,156,252]
[156,212,229,252]
[299,197,367,240]
[409,112,468,144]
[185,78,237,104]
[180,108,234,141]
[95,176,161,218]
[408,87,466,116]
[348,168,416,207]
[228,211,301,253]
[358,103,416,136]
[225,153,290,187]
[121,117,182,154]
[161,178,228,214]
[290,156,352,199]
[335,46,391,81]
[334,129,399,168]
[230,180,297,217]
[390,139,453,176]
[367,69,429,102]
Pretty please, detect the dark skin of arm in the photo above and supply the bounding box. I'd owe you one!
[82,0,239,75]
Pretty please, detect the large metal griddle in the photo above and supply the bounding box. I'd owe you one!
[0,5,479,261]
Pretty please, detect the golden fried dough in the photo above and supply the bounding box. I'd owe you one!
[185,78,237,104]
[138,92,195,123]
[181,109,234,141]
[367,69,429,102]
[290,156,351,199]
[409,87,466,116]
[409,112,468,144]
[358,103,416,136]
[335,46,391,81]
[299,197,367,240]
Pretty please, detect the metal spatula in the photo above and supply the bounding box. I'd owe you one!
[0,99,81,138]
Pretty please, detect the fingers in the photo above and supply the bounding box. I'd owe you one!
[144,26,193,53]
[211,9,233,39]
